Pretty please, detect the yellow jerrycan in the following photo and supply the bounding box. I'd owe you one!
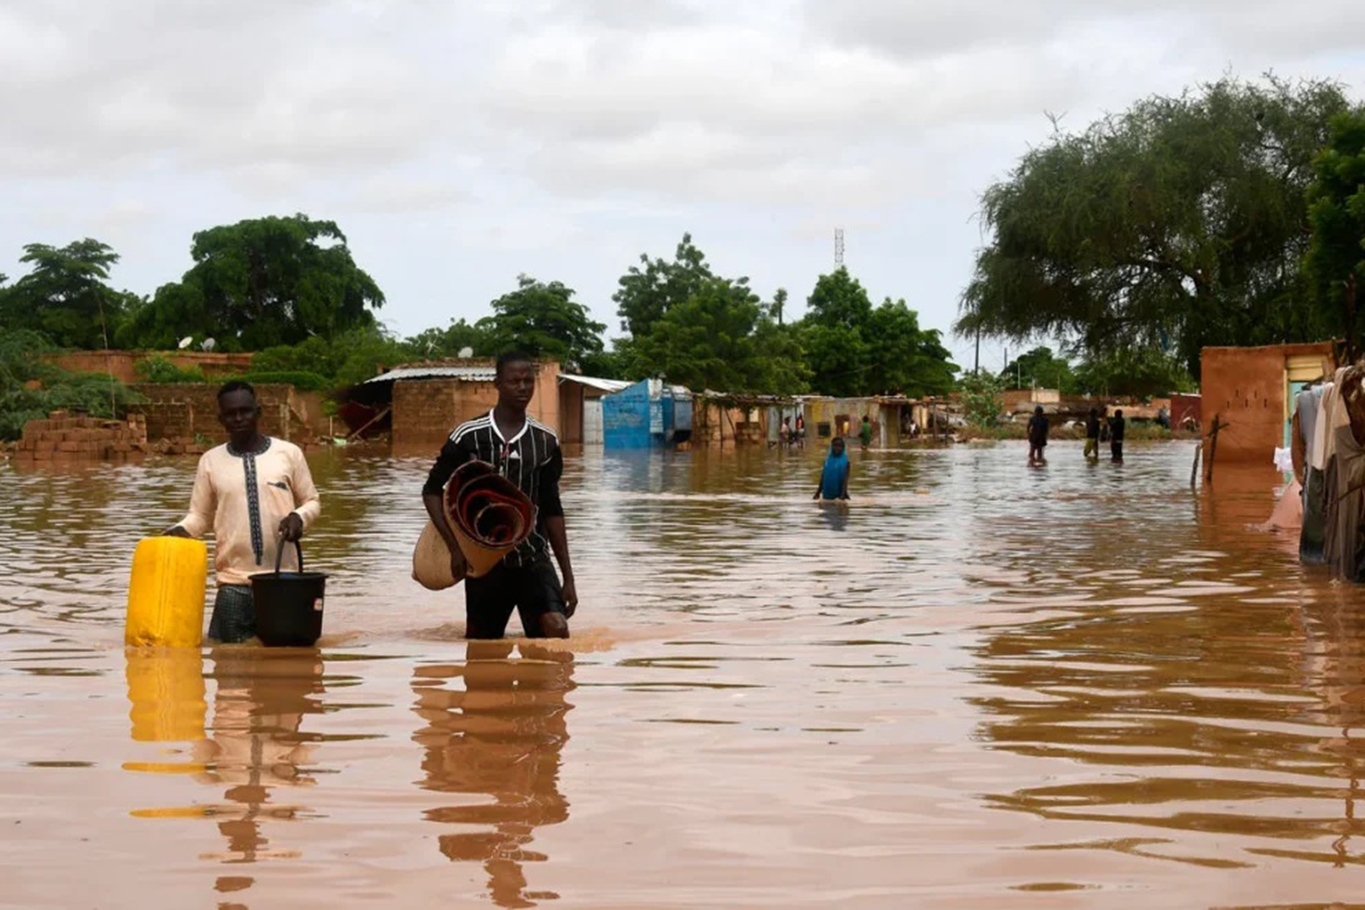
[126,537,208,647]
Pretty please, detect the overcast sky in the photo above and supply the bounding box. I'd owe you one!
[3,0,1363,372]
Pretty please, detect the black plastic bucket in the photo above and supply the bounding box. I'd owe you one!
[250,540,327,647]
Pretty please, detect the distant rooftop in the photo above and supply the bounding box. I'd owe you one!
[559,373,633,393]
[361,365,496,384]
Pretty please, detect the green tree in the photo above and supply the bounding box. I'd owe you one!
[250,325,415,389]
[866,300,958,397]
[801,268,875,397]
[956,77,1353,377]
[999,346,1077,392]
[0,239,138,349]
[800,267,956,396]
[613,233,715,337]
[118,214,384,350]
[959,371,1005,428]
[1305,110,1365,356]
[611,235,809,393]
[479,275,606,369]
[1072,347,1196,398]
[0,329,143,439]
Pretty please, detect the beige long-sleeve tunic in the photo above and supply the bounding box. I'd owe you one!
[174,438,321,586]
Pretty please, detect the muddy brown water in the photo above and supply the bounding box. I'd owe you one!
[3,442,1364,908]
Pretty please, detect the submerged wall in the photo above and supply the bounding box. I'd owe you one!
[1200,343,1334,463]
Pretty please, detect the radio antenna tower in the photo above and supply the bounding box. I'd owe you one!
[834,228,845,268]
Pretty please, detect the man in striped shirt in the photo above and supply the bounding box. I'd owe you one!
[421,352,578,638]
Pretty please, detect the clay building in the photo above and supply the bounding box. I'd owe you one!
[358,360,562,452]
[1200,342,1336,463]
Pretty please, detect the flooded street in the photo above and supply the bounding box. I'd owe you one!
[4,442,1365,908]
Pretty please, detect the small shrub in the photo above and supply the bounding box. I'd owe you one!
[136,355,206,383]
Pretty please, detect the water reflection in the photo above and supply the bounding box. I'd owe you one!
[970,535,1365,869]
[817,500,849,532]
[125,647,325,904]
[412,642,575,908]
[126,647,206,746]
[194,648,325,871]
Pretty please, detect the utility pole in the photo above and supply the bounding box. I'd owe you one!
[834,228,845,269]
[974,328,980,375]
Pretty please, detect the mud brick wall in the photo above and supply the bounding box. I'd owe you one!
[129,383,313,443]
[1200,343,1334,463]
[45,351,255,384]
[391,366,561,452]
[392,380,499,450]
[14,413,148,462]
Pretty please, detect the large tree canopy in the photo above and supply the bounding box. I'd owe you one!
[613,233,714,338]
[118,214,384,351]
[957,77,1354,376]
[0,239,137,349]
[613,234,808,394]
[801,267,956,397]
[478,275,605,369]
[1305,110,1365,356]
[621,277,806,394]
[999,346,1076,392]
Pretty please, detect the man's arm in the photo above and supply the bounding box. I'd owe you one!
[841,463,851,500]
[280,447,321,542]
[539,446,577,616]
[165,456,213,538]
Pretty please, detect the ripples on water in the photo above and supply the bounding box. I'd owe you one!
[3,442,1365,908]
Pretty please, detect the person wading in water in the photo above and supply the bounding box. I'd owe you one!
[422,352,578,639]
[166,381,321,643]
[1027,405,1050,466]
[1109,409,1126,463]
[813,436,852,501]
[1084,408,1101,463]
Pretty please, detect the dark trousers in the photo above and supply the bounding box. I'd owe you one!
[464,559,566,639]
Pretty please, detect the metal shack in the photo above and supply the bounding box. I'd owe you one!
[557,374,631,446]
[602,379,693,448]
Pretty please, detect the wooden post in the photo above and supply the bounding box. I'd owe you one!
[346,405,391,441]
[1191,441,1203,489]
[1204,413,1227,484]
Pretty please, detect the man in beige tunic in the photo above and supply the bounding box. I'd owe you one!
[167,381,321,642]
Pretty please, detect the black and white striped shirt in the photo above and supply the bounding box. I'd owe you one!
[422,410,564,566]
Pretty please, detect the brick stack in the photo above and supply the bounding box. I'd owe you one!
[13,411,149,463]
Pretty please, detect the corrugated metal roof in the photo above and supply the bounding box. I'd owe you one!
[559,373,633,393]
[362,366,497,384]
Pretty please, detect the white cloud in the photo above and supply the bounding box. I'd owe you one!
[0,0,1360,366]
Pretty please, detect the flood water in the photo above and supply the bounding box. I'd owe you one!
[3,441,1365,908]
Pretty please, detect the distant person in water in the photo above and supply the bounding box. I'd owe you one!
[795,414,806,447]
[1084,408,1101,462]
[1109,409,1126,463]
[779,416,792,447]
[859,415,873,450]
[1027,405,1049,465]
[165,380,321,643]
[814,437,851,501]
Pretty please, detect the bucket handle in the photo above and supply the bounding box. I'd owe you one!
[275,537,304,574]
